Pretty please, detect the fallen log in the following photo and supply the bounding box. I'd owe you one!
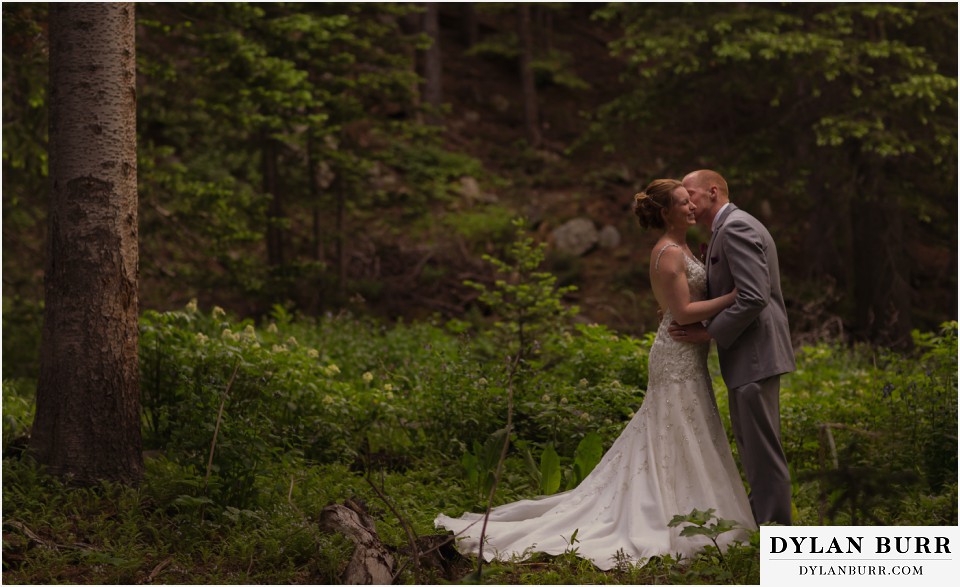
[319,500,395,584]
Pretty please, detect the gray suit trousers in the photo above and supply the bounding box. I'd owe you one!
[728,375,792,525]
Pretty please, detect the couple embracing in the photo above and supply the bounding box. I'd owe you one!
[436,170,795,570]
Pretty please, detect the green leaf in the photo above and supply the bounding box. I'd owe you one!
[572,432,603,486]
[540,444,562,495]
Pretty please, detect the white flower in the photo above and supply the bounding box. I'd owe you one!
[267,323,279,334]
[322,395,335,405]
[272,344,287,353]
[286,336,298,347]
[243,325,257,340]
[327,364,341,375]
[212,306,226,319]
[560,397,568,405]
[186,298,198,313]
[541,394,551,402]
[383,383,393,392]
[385,391,394,400]
[362,372,374,383]
[307,349,319,359]
[196,333,209,344]
[477,377,488,386]
[579,378,589,386]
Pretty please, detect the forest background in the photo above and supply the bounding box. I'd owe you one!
[2,2,958,584]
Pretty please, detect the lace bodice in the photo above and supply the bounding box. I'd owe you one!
[649,244,710,386]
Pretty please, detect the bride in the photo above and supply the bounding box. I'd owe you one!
[434,179,757,570]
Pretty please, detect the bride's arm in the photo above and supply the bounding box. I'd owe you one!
[655,247,736,325]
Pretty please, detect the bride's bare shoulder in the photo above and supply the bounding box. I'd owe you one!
[651,241,682,273]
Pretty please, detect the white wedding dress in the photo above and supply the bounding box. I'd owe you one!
[435,245,756,570]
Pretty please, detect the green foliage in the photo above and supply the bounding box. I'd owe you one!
[567,432,603,490]
[3,305,955,583]
[442,204,518,249]
[2,380,34,451]
[775,321,959,524]
[2,3,49,302]
[1,295,44,381]
[538,443,562,495]
[587,3,956,343]
[516,432,603,497]
[466,220,579,372]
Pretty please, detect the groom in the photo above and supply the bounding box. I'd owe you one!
[669,169,795,526]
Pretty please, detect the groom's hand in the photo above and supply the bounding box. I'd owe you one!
[668,321,710,344]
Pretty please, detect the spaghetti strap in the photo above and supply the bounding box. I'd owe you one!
[654,243,680,272]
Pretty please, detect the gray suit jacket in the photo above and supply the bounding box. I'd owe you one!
[705,205,796,389]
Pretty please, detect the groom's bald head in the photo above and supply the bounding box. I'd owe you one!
[683,170,729,200]
[682,169,729,228]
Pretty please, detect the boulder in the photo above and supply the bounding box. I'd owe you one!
[598,225,621,249]
[551,218,599,256]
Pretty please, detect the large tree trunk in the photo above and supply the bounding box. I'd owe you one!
[517,4,541,148]
[336,178,347,298]
[460,3,478,48]
[33,2,143,484]
[307,131,324,262]
[263,133,284,267]
[421,3,443,124]
[851,158,913,348]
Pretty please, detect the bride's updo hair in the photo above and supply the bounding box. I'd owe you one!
[634,179,682,229]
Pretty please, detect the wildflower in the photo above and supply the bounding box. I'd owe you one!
[243,325,257,341]
[221,328,236,341]
[385,391,394,401]
[627,411,635,419]
[186,298,198,313]
[212,306,226,319]
[322,395,335,405]
[307,349,319,359]
[272,344,287,353]
[610,380,622,388]
[286,336,298,347]
[267,323,278,334]
[196,333,209,344]
[579,378,589,386]
[560,397,568,405]
[580,413,591,421]
[327,364,341,375]
[362,372,374,383]
[383,383,393,392]
[477,377,488,386]
[541,393,551,402]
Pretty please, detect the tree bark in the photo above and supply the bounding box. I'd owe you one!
[33,2,143,484]
[336,178,347,298]
[460,3,478,48]
[263,132,284,267]
[421,3,444,125]
[851,158,913,348]
[307,131,324,262]
[319,501,395,584]
[517,4,541,148]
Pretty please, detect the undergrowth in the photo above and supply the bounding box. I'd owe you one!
[3,293,956,583]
